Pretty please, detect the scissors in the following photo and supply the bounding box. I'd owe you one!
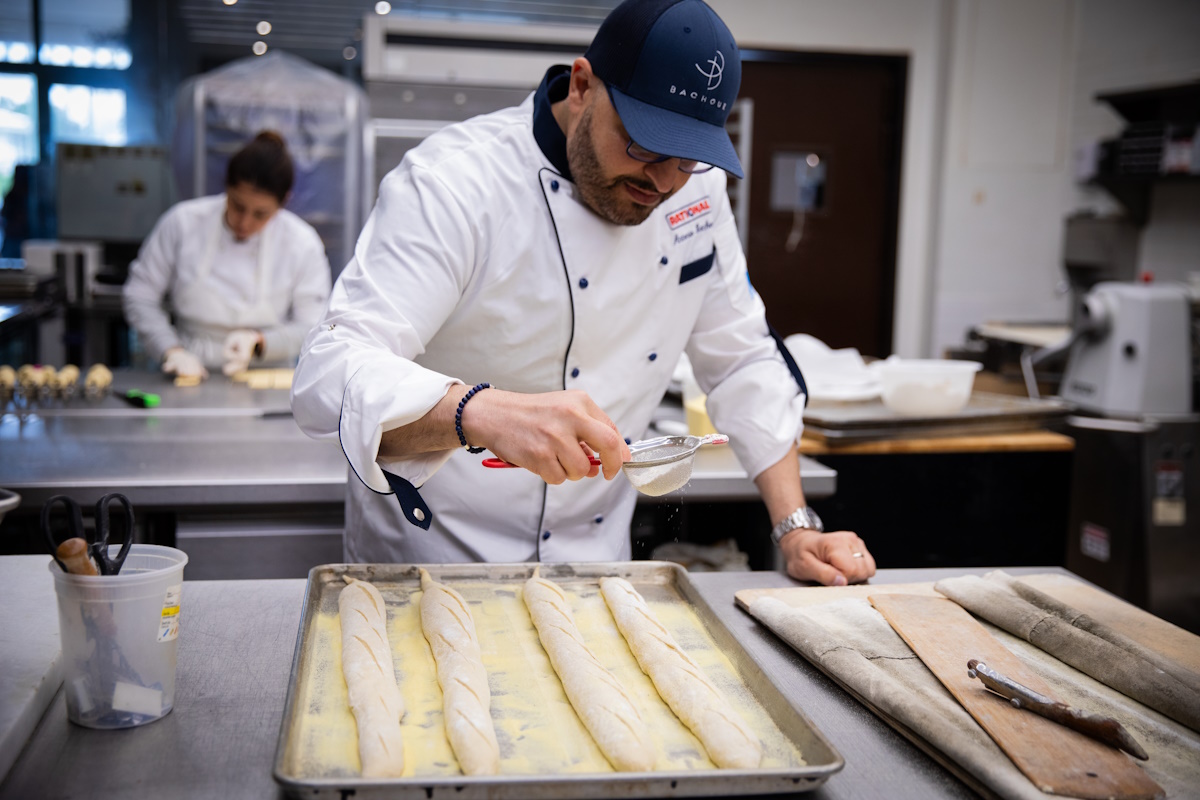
[41,493,135,576]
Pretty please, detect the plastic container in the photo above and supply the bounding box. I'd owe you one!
[877,358,983,416]
[49,544,188,729]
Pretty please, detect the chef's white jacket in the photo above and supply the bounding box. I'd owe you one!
[123,194,332,368]
[292,69,806,564]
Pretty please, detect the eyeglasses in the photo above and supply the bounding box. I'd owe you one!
[625,139,715,174]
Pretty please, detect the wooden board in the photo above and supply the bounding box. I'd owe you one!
[797,429,1075,455]
[870,594,1162,800]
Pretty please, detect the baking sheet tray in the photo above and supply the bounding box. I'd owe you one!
[801,392,1070,442]
[273,561,843,799]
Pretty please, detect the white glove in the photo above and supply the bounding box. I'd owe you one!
[162,348,208,379]
[222,329,262,376]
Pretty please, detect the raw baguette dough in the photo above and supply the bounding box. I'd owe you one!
[600,577,762,768]
[522,568,656,772]
[338,578,406,777]
[418,568,500,775]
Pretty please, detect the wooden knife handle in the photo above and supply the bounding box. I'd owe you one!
[56,537,99,576]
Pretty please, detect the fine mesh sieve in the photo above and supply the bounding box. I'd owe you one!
[480,433,729,496]
[620,434,728,496]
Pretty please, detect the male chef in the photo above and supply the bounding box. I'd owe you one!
[291,0,876,585]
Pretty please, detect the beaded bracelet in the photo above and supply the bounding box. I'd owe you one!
[455,382,491,453]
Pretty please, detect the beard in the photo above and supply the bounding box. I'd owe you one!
[566,105,675,226]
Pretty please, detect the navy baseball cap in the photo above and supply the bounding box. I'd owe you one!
[585,0,744,178]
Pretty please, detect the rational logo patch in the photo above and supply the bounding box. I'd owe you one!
[666,197,712,230]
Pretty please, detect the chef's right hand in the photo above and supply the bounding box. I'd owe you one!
[460,388,631,484]
[161,347,209,380]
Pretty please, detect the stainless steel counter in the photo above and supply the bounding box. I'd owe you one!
[1,563,1064,799]
[0,371,835,509]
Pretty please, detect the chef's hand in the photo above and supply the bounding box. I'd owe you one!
[222,329,263,376]
[460,388,631,483]
[162,347,209,380]
[779,528,876,586]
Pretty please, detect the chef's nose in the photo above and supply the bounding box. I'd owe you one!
[643,160,678,193]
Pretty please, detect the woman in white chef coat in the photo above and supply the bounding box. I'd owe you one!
[123,131,332,379]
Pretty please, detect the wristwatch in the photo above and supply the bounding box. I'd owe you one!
[770,505,824,546]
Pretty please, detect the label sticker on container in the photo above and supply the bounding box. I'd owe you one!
[158,583,182,642]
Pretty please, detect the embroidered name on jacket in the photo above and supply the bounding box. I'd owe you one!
[665,197,712,230]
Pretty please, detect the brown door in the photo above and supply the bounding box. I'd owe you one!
[738,52,905,358]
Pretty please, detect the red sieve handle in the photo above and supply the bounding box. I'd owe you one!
[482,456,602,468]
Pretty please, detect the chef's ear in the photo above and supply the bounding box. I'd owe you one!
[567,57,596,110]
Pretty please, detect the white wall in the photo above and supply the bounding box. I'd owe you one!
[928,0,1078,355]
[710,0,952,357]
[718,0,1200,357]
[1069,0,1200,288]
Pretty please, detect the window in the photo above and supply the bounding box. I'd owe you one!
[0,74,38,198]
[38,0,130,70]
[49,84,126,146]
[0,1,34,64]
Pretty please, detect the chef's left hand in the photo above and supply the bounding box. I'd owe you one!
[222,329,263,376]
[779,528,876,586]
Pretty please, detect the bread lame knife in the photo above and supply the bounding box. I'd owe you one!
[966,658,1149,760]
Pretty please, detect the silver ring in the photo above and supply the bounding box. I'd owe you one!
[852,552,864,559]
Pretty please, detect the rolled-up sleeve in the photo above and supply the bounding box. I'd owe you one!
[122,208,184,361]
[685,186,806,481]
[291,165,475,493]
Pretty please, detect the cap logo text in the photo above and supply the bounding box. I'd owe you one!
[696,51,725,90]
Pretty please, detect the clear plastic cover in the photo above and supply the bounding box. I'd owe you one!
[172,51,367,273]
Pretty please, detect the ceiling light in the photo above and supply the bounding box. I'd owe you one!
[7,42,31,62]
[343,46,357,60]
[375,1,392,15]
[223,0,237,5]
[256,21,272,36]
[252,41,267,55]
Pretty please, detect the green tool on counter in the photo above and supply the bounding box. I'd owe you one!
[122,389,161,409]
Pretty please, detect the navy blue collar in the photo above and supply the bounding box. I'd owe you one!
[533,65,573,181]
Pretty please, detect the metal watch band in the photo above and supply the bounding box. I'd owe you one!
[770,505,824,546]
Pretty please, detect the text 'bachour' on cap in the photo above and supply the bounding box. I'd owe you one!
[584,0,744,178]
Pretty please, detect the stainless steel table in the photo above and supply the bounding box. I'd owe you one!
[1,564,1061,800]
[0,371,836,509]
